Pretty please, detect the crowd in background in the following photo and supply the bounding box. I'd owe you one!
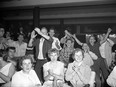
[0,25,116,87]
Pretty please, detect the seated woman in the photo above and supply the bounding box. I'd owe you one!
[43,48,70,87]
[65,48,95,87]
[11,55,42,87]
[0,50,15,87]
[107,66,116,87]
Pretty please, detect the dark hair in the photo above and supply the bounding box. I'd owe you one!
[2,52,9,62]
[2,47,15,62]
[0,50,7,62]
[66,27,71,32]
[89,34,98,43]
[2,55,8,62]
[19,55,33,69]
[72,48,84,60]
[17,33,25,39]
[0,50,4,57]
[66,38,74,43]
[6,47,15,52]
[48,48,59,58]
[49,27,56,32]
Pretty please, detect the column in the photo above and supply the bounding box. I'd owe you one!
[33,6,40,28]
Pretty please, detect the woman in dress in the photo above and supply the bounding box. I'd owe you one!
[43,48,69,87]
[11,55,41,87]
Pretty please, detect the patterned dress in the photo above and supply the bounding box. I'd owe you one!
[59,47,74,67]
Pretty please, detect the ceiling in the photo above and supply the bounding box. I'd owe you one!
[0,0,115,9]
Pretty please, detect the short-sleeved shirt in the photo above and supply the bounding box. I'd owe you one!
[11,69,41,87]
[13,41,27,57]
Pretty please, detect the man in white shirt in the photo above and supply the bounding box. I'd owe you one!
[99,34,114,67]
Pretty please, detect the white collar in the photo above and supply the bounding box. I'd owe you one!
[40,38,45,41]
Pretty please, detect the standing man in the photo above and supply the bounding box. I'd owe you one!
[28,27,53,83]
[49,28,62,50]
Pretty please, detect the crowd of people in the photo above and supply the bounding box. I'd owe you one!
[0,25,116,87]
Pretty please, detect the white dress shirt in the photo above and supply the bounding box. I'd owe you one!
[38,38,45,60]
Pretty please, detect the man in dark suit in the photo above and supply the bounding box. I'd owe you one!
[28,27,53,83]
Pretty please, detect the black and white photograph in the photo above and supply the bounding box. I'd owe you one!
[0,0,116,87]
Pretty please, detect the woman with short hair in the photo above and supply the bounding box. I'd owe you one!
[65,48,95,87]
[11,55,41,87]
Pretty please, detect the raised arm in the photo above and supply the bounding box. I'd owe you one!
[28,30,37,47]
[60,35,67,44]
[72,34,83,46]
[100,28,112,45]
[34,28,50,40]
[64,30,72,37]
[60,30,70,44]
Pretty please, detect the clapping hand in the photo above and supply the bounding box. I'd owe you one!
[72,65,76,71]
[48,69,54,76]
[48,69,59,80]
